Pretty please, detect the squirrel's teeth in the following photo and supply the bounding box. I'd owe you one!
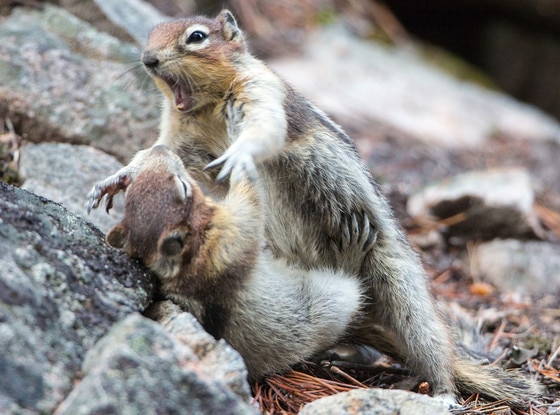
[174,85,192,112]
[175,87,185,110]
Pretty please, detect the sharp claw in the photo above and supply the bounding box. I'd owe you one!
[363,224,378,252]
[216,168,230,183]
[367,227,378,250]
[351,213,360,245]
[85,195,93,214]
[205,157,224,171]
[362,214,370,235]
[342,215,351,248]
[360,213,375,252]
[356,213,367,248]
[105,195,114,214]
[85,194,101,214]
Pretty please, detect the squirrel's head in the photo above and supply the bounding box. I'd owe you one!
[106,146,209,279]
[142,10,246,113]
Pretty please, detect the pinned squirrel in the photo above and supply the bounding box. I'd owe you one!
[87,10,541,403]
[104,144,367,379]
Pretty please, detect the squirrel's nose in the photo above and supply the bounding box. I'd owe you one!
[142,50,159,68]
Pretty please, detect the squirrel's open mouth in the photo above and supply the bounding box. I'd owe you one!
[159,75,193,113]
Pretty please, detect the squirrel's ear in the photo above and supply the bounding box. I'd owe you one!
[106,223,126,249]
[159,232,185,257]
[218,9,242,42]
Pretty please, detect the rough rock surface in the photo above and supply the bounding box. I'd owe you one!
[406,168,542,240]
[0,5,159,161]
[47,0,137,44]
[471,239,560,296]
[298,388,451,415]
[92,0,168,45]
[20,142,125,233]
[270,24,560,147]
[0,182,155,413]
[55,313,258,415]
[147,300,254,402]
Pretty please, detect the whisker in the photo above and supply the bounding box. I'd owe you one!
[112,65,156,95]
[119,71,141,93]
[138,72,154,93]
[114,63,144,82]
[121,77,138,93]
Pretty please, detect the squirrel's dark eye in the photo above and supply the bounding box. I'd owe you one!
[187,30,208,44]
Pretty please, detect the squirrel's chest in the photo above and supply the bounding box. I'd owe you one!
[176,89,257,151]
[180,108,230,152]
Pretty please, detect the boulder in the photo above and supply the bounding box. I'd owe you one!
[47,0,170,46]
[147,300,253,402]
[0,182,155,413]
[270,23,560,147]
[299,388,451,415]
[55,313,258,415]
[470,239,560,296]
[406,168,542,240]
[0,5,159,162]
[92,0,168,45]
[19,142,125,233]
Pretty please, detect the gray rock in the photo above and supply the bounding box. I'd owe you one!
[270,24,560,147]
[470,239,560,296]
[0,182,155,413]
[47,0,136,44]
[49,0,170,45]
[55,313,258,415]
[147,300,253,402]
[20,142,125,233]
[406,168,542,240]
[92,0,168,45]
[0,5,159,161]
[298,388,451,415]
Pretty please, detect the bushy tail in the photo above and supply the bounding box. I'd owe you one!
[453,357,542,405]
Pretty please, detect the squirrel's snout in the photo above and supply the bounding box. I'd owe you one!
[142,50,159,68]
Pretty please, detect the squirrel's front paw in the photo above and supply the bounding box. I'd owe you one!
[85,173,132,214]
[205,145,258,183]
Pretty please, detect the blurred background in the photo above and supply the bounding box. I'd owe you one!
[38,0,560,120]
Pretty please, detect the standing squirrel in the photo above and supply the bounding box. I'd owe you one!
[104,144,366,379]
[87,10,541,403]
